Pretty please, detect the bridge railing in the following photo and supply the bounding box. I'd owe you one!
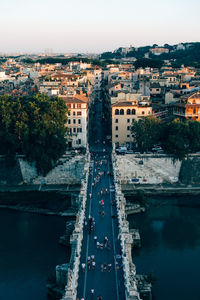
[112,149,142,300]
[62,149,90,300]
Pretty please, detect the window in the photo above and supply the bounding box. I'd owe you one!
[73,128,76,133]
[115,126,118,131]
[127,119,130,123]
[77,111,82,116]
[142,111,145,115]
[78,139,81,144]
[127,126,130,131]
[127,109,131,115]
[120,109,124,115]
[127,135,130,138]
[77,127,82,133]
[73,104,76,108]
[69,128,72,133]
[68,119,71,124]
[132,109,136,115]
[73,119,76,124]
[78,119,81,124]
[115,135,118,138]
[78,104,81,108]
[115,109,119,115]
[73,111,76,116]
[68,111,71,116]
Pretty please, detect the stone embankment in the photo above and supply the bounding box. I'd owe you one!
[19,153,86,185]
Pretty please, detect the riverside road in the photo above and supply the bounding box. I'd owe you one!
[77,92,125,300]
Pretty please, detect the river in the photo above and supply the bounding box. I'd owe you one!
[128,195,200,300]
[0,208,71,300]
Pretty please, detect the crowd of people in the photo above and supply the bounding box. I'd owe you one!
[78,152,122,300]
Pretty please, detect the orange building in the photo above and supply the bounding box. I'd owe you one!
[173,92,200,121]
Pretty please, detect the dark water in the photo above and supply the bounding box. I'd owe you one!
[128,196,200,300]
[0,209,71,300]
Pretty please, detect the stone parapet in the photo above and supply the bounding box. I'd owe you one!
[58,148,90,300]
[112,149,142,300]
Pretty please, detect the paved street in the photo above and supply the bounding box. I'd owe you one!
[77,92,125,300]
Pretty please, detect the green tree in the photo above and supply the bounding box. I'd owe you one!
[0,94,68,175]
[162,119,190,160]
[131,116,162,152]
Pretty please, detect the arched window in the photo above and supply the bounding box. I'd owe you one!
[132,109,136,115]
[120,109,124,115]
[127,109,131,115]
[115,109,119,115]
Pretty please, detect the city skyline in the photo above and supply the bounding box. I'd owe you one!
[0,0,200,53]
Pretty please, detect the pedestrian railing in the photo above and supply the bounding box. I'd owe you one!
[112,149,142,300]
[62,149,90,300]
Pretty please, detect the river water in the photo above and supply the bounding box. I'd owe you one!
[0,209,71,300]
[128,196,200,300]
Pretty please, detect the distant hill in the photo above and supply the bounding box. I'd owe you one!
[100,42,200,68]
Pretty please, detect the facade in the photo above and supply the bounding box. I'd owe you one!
[173,92,200,121]
[150,47,169,55]
[64,95,88,148]
[112,101,152,147]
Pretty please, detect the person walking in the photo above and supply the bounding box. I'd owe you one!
[81,263,86,272]
[108,263,112,272]
[90,289,95,300]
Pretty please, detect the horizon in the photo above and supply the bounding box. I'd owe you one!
[1,0,200,53]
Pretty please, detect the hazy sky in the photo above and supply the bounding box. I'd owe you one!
[0,0,200,53]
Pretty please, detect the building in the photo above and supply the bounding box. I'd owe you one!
[63,94,88,148]
[150,47,169,55]
[173,92,200,121]
[112,100,152,147]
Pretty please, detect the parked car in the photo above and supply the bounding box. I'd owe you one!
[152,146,162,152]
[116,146,127,154]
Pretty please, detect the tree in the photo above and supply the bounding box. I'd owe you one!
[0,94,68,175]
[134,58,163,69]
[131,116,162,152]
[162,119,190,160]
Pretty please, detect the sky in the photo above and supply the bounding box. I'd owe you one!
[0,0,200,54]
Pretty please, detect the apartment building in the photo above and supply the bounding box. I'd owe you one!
[63,94,88,148]
[112,100,152,147]
[173,92,200,121]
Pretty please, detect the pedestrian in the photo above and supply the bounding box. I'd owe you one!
[91,289,94,300]
[91,254,95,261]
[101,264,104,272]
[87,260,91,270]
[101,210,105,217]
[89,193,92,199]
[81,263,86,272]
[108,263,112,272]
[97,296,102,300]
[115,261,119,270]
[99,243,103,250]
[104,236,108,247]
[94,236,97,243]
[97,241,100,249]
[92,261,96,270]
[103,263,107,272]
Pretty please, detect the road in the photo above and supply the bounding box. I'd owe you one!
[77,91,125,300]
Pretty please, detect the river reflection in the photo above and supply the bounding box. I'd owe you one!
[0,209,71,300]
[128,196,200,300]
